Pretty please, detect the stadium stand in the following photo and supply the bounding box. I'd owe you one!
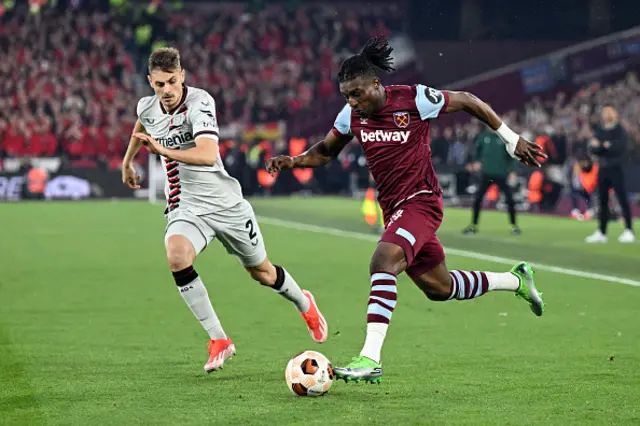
[0,1,403,168]
[164,3,402,124]
[430,71,640,167]
[0,4,141,168]
[0,1,638,213]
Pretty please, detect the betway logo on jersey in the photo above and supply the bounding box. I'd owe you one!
[158,132,194,148]
[360,129,410,143]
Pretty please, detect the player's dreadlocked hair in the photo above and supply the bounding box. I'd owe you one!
[148,47,181,73]
[338,36,395,83]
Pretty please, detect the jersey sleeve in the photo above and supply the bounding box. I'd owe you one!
[331,104,353,137]
[189,93,220,141]
[136,97,152,120]
[136,99,144,118]
[415,84,449,120]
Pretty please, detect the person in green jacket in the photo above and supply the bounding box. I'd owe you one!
[463,128,521,235]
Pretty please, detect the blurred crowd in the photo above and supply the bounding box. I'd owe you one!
[164,3,403,125]
[0,1,403,169]
[429,72,640,168]
[0,4,142,169]
[0,0,638,196]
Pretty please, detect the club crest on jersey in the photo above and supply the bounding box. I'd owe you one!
[393,111,410,128]
[169,114,186,132]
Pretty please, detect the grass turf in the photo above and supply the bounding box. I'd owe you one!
[1,198,639,425]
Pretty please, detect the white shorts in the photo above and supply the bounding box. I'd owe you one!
[164,200,267,267]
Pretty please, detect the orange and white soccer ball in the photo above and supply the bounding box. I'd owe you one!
[285,350,334,397]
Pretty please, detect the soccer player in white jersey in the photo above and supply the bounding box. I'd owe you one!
[121,48,328,373]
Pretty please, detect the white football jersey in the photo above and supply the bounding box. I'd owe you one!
[137,86,244,215]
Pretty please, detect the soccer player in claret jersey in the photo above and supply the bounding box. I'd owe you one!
[266,37,547,384]
[121,48,328,373]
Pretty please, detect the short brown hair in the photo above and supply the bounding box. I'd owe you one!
[148,47,181,73]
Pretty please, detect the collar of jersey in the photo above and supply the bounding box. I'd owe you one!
[382,86,392,110]
[160,85,189,115]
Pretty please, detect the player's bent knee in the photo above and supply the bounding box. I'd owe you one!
[414,279,450,301]
[432,277,453,297]
[411,262,453,301]
[369,242,407,275]
[433,278,454,300]
[166,248,193,272]
[165,235,196,272]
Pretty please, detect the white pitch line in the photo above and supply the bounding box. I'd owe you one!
[257,216,640,288]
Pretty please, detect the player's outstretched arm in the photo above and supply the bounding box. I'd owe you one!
[122,119,147,189]
[444,90,547,167]
[266,129,352,175]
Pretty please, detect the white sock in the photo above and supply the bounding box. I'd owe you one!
[359,323,388,364]
[178,276,227,340]
[486,272,520,292]
[273,266,310,313]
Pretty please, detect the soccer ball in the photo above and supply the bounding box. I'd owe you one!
[285,350,334,397]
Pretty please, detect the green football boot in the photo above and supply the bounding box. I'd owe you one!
[334,356,383,384]
[511,261,545,316]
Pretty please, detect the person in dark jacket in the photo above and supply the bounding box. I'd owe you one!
[585,104,635,243]
[463,128,521,235]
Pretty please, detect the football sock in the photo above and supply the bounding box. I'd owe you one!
[173,266,226,340]
[485,271,520,291]
[270,265,310,313]
[448,270,490,300]
[360,323,387,364]
[360,272,397,363]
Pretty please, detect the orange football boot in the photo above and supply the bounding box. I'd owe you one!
[300,290,328,343]
[204,337,235,373]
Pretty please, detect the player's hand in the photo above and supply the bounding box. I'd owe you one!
[514,137,547,168]
[266,155,295,176]
[122,163,141,189]
[134,132,167,157]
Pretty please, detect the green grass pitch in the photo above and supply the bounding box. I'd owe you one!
[1,197,639,425]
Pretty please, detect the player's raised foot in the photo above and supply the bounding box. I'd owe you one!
[334,356,383,384]
[300,290,328,343]
[511,262,545,317]
[204,337,235,373]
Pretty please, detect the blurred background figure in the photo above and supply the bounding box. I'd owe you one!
[463,122,521,236]
[569,155,596,221]
[585,105,635,243]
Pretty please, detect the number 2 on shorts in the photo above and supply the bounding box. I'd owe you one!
[245,219,257,240]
